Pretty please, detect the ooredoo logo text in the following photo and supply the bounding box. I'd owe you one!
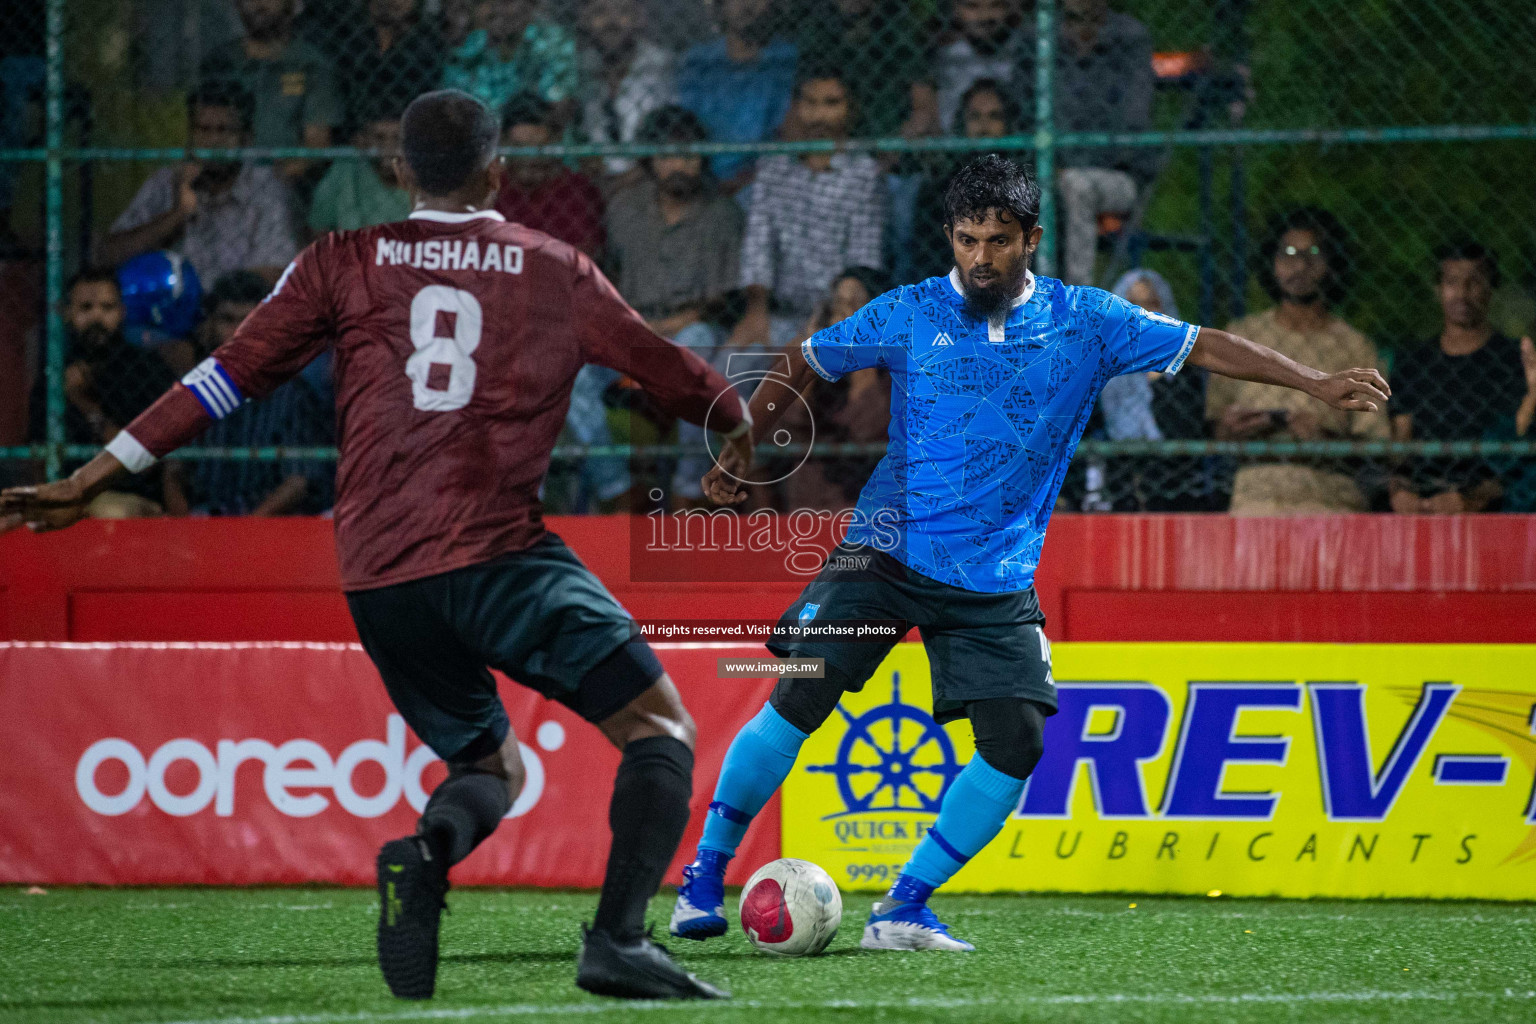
[74,715,566,820]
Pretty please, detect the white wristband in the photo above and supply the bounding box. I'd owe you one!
[105,430,157,473]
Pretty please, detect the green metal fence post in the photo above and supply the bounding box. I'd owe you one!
[1034,0,1057,277]
[43,0,66,480]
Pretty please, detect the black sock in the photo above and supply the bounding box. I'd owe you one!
[593,736,694,941]
[416,768,512,867]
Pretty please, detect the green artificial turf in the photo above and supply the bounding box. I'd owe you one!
[1,887,1532,1024]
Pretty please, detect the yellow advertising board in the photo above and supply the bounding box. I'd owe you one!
[782,644,1536,900]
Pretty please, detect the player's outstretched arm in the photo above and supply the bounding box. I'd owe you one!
[1,450,127,534]
[3,246,335,537]
[568,251,756,488]
[701,338,821,506]
[1187,327,1390,413]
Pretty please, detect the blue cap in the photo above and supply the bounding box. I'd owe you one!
[118,250,204,338]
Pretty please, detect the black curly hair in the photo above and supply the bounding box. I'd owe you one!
[943,154,1041,232]
[1259,206,1353,305]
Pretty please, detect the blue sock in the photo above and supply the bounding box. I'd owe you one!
[697,703,808,864]
[888,753,1027,900]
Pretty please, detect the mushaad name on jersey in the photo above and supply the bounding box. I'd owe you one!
[375,238,524,274]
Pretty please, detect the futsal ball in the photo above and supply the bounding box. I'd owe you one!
[739,858,843,956]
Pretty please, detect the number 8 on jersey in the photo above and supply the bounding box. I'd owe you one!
[407,285,483,412]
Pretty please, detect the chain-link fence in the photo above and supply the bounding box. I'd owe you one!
[3,0,1536,516]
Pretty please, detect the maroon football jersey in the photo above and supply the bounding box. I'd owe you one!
[121,209,744,590]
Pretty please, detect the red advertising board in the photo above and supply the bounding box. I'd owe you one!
[0,642,778,888]
[9,515,1536,644]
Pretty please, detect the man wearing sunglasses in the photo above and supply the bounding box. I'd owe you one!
[1205,206,1389,513]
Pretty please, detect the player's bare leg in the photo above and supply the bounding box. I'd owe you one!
[377,733,522,999]
[575,675,728,1000]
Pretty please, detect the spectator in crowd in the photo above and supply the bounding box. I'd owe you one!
[494,92,606,257]
[99,82,299,288]
[605,105,745,502]
[1098,269,1174,442]
[1082,268,1214,510]
[676,0,798,187]
[732,66,884,349]
[775,265,892,512]
[1389,242,1526,513]
[442,0,578,118]
[796,0,938,139]
[335,0,444,126]
[606,105,742,335]
[200,0,343,178]
[796,0,939,288]
[1490,335,1536,512]
[1206,208,1387,514]
[908,78,1018,281]
[188,272,334,516]
[955,76,1016,143]
[934,0,1025,132]
[30,270,186,517]
[309,102,412,234]
[1017,0,1156,285]
[491,91,611,509]
[577,0,677,185]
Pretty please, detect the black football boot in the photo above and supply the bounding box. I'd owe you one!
[576,924,730,1000]
[376,836,449,999]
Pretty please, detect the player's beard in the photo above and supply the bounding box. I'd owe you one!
[959,257,1028,324]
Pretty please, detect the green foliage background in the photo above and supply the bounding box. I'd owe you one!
[1128,0,1536,351]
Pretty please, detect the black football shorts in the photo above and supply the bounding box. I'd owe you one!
[346,533,658,761]
[765,542,1056,724]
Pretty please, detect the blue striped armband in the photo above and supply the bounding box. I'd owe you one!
[181,358,246,419]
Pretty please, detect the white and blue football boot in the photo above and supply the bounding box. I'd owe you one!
[860,900,975,951]
[669,852,729,940]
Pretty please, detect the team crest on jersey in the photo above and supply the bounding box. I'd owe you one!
[799,603,820,626]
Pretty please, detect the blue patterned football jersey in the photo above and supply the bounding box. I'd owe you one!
[801,269,1199,593]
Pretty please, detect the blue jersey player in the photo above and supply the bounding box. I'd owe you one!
[670,155,1389,950]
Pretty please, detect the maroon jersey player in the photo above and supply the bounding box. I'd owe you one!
[4,91,744,1002]
[89,169,739,591]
